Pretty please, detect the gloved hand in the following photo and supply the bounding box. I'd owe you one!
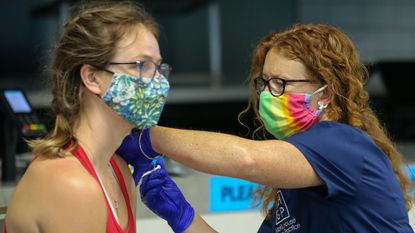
[116,128,159,185]
[140,160,195,233]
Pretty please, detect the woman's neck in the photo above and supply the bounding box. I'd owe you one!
[74,91,132,172]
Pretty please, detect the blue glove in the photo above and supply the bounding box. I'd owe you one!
[140,160,195,233]
[116,128,159,185]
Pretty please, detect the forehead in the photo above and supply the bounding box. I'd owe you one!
[262,48,309,80]
[112,24,161,62]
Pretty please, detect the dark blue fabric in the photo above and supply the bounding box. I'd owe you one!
[258,121,413,233]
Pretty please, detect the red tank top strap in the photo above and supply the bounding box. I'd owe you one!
[69,142,97,178]
[68,141,136,233]
[109,158,136,232]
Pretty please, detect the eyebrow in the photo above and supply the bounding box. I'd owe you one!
[262,73,291,80]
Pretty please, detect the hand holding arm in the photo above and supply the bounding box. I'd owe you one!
[116,128,159,185]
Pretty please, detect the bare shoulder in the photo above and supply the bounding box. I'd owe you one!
[30,155,105,208]
[6,155,106,232]
[26,155,100,194]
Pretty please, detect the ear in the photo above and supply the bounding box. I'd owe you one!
[318,87,332,110]
[80,64,103,95]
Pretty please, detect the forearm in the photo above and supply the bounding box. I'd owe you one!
[150,126,319,188]
[151,126,255,178]
[183,214,217,233]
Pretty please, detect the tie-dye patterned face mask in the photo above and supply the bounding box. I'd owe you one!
[102,72,169,129]
[259,85,327,139]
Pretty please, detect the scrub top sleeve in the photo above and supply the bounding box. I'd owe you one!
[283,122,366,200]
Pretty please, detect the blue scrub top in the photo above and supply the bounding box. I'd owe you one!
[258,121,413,233]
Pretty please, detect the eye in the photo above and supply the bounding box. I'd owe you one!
[124,63,136,69]
[269,79,284,88]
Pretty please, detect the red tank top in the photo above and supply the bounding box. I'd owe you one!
[71,143,136,233]
[2,143,136,233]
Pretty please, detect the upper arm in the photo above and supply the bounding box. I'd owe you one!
[244,139,323,189]
[245,123,366,199]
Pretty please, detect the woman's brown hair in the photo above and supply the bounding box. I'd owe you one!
[239,23,413,214]
[29,1,159,157]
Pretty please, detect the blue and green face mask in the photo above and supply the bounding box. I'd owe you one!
[102,72,169,129]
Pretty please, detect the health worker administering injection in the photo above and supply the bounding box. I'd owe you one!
[117,23,414,233]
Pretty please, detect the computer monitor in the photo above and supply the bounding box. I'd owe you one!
[0,88,46,137]
[3,89,32,114]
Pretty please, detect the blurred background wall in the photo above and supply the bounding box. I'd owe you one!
[1,0,415,160]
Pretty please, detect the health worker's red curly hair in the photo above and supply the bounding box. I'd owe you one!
[238,23,413,215]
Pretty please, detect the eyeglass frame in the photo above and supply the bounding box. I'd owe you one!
[103,60,172,79]
[254,75,311,97]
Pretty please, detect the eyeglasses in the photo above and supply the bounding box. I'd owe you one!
[254,76,311,97]
[107,60,172,80]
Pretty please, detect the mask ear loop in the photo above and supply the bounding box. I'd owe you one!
[311,85,329,110]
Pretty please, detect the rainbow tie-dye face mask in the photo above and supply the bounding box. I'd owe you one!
[259,85,327,139]
[102,73,169,129]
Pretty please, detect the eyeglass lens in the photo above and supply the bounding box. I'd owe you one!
[255,78,284,96]
[138,61,171,79]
